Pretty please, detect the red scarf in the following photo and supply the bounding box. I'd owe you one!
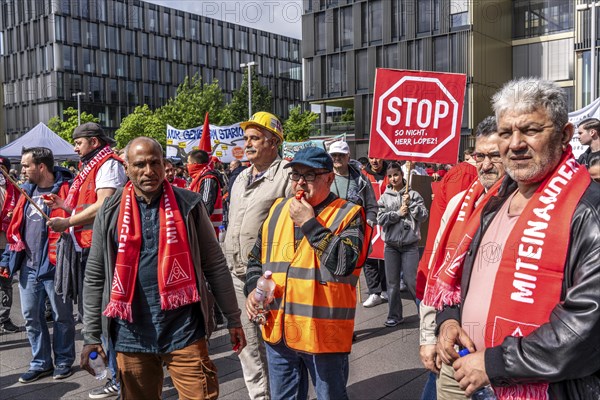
[1,182,17,232]
[432,148,590,400]
[64,145,115,210]
[6,194,29,252]
[421,180,494,306]
[103,181,199,323]
[187,162,212,192]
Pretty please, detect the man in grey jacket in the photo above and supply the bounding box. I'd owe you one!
[328,141,378,223]
[80,137,245,400]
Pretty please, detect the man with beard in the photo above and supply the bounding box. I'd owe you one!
[435,78,600,399]
[224,111,292,400]
[418,116,505,399]
[164,158,187,188]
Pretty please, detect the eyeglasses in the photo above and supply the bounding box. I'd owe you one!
[472,152,502,163]
[288,171,329,182]
[497,124,554,139]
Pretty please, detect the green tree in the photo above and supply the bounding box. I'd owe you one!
[157,74,227,128]
[222,67,273,124]
[115,104,165,148]
[47,107,99,144]
[283,106,319,142]
[340,108,354,122]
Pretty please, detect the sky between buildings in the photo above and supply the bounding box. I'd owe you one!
[147,0,303,39]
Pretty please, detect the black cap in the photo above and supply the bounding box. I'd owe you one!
[73,122,117,146]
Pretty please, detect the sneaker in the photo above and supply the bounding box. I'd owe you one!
[380,291,389,301]
[19,368,54,383]
[0,319,23,334]
[363,293,383,308]
[384,318,405,327]
[399,280,407,291]
[89,379,120,399]
[53,365,73,380]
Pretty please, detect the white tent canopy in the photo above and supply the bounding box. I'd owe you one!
[0,122,78,161]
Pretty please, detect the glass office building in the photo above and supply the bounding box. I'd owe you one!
[0,0,302,143]
[303,0,578,156]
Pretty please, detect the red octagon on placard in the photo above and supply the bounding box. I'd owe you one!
[375,76,460,158]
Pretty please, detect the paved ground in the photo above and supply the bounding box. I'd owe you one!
[0,274,428,399]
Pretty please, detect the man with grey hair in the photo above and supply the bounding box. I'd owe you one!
[418,116,506,399]
[224,111,292,400]
[576,117,600,168]
[435,78,600,399]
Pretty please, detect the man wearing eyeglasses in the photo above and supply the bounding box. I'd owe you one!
[435,78,600,399]
[418,116,506,399]
[243,147,371,400]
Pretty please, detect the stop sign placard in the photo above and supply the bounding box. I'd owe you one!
[369,69,467,164]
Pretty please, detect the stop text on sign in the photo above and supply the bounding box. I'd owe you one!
[369,69,466,164]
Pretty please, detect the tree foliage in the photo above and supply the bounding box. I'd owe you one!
[47,107,99,144]
[114,104,164,148]
[222,67,273,124]
[283,106,319,142]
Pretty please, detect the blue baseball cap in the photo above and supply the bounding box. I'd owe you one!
[285,147,333,172]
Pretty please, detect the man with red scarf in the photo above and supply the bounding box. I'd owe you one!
[0,147,75,383]
[80,137,245,399]
[187,149,223,236]
[435,78,600,399]
[0,156,22,334]
[46,122,126,398]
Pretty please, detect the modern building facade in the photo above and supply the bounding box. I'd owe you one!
[0,0,302,144]
[302,0,581,157]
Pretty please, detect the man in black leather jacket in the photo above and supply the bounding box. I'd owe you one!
[435,78,600,399]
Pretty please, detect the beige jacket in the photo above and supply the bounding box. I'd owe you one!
[224,158,292,278]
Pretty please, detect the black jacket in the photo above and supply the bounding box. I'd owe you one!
[437,177,600,399]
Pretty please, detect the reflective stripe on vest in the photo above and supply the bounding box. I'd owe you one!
[196,174,224,236]
[260,197,369,354]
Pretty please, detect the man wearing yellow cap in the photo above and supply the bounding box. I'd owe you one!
[224,111,292,400]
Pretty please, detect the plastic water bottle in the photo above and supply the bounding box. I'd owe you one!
[89,351,108,380]
[218,225,226,243]
[458,349,497,399]
[253,271,276,325]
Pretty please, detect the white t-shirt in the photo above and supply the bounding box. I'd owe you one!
[95,158,127,190]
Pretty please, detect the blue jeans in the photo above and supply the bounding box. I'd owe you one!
[420,371,437,400]
[19,267,75,371]
[266,341,349,400]
[101,335,119,386]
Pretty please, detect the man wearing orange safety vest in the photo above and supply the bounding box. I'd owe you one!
[47,122,126,398]
[186,149,224,237]
[244,147,371,400]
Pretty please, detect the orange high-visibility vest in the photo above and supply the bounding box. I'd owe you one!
[260,197,370,354]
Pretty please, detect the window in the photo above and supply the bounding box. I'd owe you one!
[149,9,158,32]
[315,12,326,53]
[83,48,95,73]
[434,36,449,71]
[203,21,213,44]
[131,5,143,29]
[512,0,573,39]
[116,54,126,77]
[156,36,166,59]
[114,1,126,26]
[356,50,369,91]
[369,0,382,44]
[340,6,353,49]
[87,22,99,47]
[512,38,573,81]
[72,19,81,45]
[96,0,106,22]
[175,15,184,37]
[163,12,170,35]
[190,19,199,41]
[63,45,75,71]
[418,0,432,33]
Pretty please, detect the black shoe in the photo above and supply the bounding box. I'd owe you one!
[19,368,54,383]
[384,318,405,327]
[0,319,23,334]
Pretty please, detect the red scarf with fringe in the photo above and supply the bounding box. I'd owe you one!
[1,182,17,232]
[187,162,212,192]
[6,193,29,252]
[64,145,115,210]
[421,180,495,306]
[103,181,199,323]
[432,148,590,400]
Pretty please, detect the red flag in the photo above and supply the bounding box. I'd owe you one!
[199,112,211,153]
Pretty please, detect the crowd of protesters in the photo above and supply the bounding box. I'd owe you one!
[0,78,598,400]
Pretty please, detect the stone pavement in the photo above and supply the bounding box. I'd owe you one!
[0,274,429,400]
